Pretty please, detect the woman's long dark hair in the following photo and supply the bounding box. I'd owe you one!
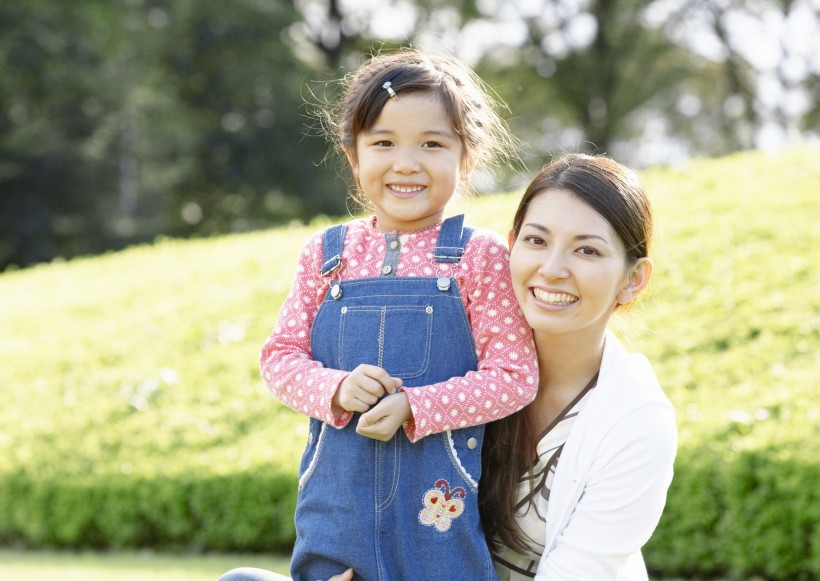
[479,153,653,554]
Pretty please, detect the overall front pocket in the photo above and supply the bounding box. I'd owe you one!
[338,304,434,379]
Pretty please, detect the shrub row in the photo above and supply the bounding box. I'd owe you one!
[0,468,296,552]
[1,442,816,579]
[646,444,819,580]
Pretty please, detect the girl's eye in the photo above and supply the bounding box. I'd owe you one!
[422,141,443,148]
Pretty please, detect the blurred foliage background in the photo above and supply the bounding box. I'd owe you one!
[1,0,818,270]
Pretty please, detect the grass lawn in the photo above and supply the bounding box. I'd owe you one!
[0,549,742,580]
[0,549,290,581]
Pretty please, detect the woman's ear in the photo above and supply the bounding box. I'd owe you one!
[616,258,652,305]
[507,229,516,251]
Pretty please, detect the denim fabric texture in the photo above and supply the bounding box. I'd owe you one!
[291,215,496,581]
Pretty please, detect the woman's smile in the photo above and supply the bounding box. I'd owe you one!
[531,288,579,306]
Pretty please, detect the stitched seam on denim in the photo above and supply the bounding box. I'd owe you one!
[337,306,346,371]
[376,436,401,512]
[374,439,381,580]
[378,306,385,367]
[444,430,478,492]
[297,422,327,491]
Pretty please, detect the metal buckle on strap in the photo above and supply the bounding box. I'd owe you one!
[433,247,464,263]
[320,254,343,276]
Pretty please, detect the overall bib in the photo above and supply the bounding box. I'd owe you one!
[291,215,496,581]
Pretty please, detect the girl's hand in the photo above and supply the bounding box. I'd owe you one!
[356,391,411,441]
[328,568,354,581]
[333,364,402,413]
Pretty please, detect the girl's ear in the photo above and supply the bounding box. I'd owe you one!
[460,156,475,183]
[616,258,652,305]
[344,147,358,177]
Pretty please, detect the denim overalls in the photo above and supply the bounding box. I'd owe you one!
[291,215,496,581]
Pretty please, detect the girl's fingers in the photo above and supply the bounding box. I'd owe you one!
[356,365,401,395]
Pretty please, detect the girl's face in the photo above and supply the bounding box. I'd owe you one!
[509,189,650,340]
[347,92,470,232]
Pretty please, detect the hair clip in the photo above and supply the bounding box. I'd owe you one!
[382,81,398,101]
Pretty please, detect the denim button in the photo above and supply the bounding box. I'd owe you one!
[467,437,478,449]
[382,265,393,275]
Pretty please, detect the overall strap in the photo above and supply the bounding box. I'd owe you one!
[433,214,474,265]
[319,224,347,276]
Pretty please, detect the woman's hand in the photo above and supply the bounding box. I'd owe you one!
[333,364,402,413]
[328,568,354,581]
[356,391,411,441]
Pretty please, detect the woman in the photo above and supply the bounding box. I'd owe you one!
[479,153,677,580]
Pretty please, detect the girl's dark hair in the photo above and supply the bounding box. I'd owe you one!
[479,153,653,554]
[321,48,518,208]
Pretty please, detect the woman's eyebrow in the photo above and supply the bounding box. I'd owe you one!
[522,223,610,245]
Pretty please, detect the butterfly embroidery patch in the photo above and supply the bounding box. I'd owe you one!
[418,479,466,532]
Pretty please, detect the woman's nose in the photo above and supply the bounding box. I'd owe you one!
[538,250,569,279]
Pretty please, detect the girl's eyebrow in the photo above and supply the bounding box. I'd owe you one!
[365,127,456,139]
[522,223,611,245]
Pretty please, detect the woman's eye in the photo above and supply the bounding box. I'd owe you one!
[578,246,600,256]
[373,140,393,147]
[522,235,546,246]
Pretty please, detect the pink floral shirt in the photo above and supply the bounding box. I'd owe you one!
[260,216,538,442]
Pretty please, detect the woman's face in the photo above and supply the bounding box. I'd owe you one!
[509,188,645,339]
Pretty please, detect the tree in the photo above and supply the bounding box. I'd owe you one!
[0,0,345,269]
[0,1,127,267]
[663,0,820,152]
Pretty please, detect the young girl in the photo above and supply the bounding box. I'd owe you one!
[258,50,538,581]
[480,154,677,580]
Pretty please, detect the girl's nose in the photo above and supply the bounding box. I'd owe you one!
[392,150,420,173]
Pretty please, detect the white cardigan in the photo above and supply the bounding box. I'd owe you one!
[535,331,677,580]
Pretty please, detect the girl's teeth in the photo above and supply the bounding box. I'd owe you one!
[391,185,423,193]
[534,289,577,304]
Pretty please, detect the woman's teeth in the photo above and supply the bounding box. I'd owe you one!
[533,289,578,305]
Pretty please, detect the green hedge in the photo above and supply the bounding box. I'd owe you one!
[0,469,296,552]
[1,147,818,579]
[646,444,819,579]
